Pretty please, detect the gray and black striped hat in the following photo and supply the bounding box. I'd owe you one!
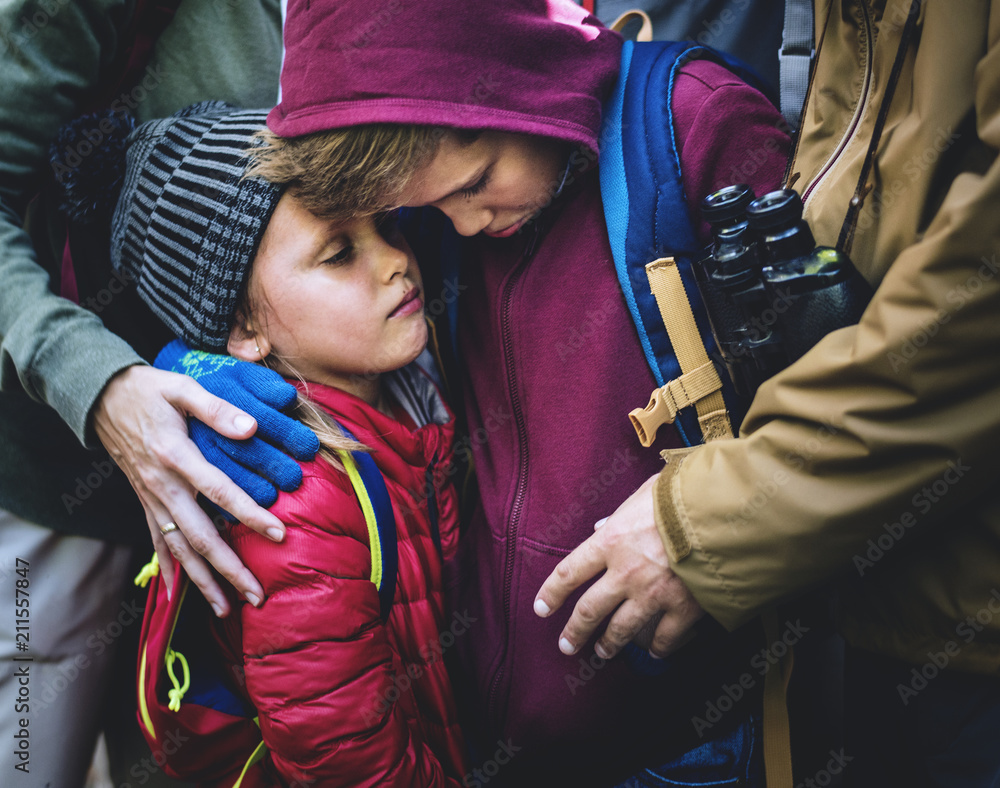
[111,102,281,351]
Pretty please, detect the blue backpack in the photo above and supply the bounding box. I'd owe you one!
[600,38,770,449]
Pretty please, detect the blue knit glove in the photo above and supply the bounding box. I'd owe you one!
[155,339,320,508]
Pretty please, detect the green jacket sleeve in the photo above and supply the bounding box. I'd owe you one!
[655,5,1000,631]
[0,0,146,447]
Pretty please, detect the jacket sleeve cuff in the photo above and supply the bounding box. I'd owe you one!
[653,446,751,632]
[31,318,146,448]
[652,447,697,561]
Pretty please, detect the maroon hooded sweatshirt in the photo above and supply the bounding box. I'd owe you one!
[273,1,789,782]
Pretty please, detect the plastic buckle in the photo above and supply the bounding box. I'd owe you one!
[629,386,681,448]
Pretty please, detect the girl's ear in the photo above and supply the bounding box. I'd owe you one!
[227,310,269,362]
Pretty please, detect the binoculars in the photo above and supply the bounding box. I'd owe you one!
[693,185,873,400]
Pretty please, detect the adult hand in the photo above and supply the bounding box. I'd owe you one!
[93,365,287,616]
[533,474,705,659]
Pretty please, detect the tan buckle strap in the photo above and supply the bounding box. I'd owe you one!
[609,9,653,42]
[762,610,795,788]
[630,362,721,447]
[630,258,733,446]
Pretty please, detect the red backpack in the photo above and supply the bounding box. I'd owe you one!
[135,558,273,788]
[134,442,400,787]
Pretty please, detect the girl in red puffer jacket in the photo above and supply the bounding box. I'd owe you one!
[107,103,467,787]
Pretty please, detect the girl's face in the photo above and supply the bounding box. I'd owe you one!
[399,130,567,237]
[230,193,426,401]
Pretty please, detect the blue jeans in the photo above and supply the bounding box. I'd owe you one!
[614,714,763,787]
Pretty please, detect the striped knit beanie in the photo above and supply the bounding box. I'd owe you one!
[110,102,282,351]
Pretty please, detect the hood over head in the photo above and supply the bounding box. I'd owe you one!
[269,0,622,153]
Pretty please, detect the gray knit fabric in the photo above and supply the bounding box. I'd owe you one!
[111,103,281,351]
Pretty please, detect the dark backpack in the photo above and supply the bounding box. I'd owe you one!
[50,0,182,302]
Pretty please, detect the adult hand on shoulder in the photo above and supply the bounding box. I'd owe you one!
[93,364,287,617]
[534,474,705,659]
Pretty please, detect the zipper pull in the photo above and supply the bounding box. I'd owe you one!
[426,455,443,557]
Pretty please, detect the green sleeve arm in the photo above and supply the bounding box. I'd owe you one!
[0,0,146,447]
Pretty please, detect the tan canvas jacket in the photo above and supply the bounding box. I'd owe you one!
[655,0,1000,674]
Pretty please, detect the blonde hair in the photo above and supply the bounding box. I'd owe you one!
[247,124,442,221]
[289,389,369,473]
[241,123,468,463]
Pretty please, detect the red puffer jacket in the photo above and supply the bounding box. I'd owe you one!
[214,372,467,787]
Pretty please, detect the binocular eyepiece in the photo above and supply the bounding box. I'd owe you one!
[693,185,873,401]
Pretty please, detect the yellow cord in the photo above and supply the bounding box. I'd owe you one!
[165,648,190,712]
[134,553,160,588]
[232,739,268,788]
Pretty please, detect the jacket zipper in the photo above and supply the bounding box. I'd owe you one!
[801,2,874,209]
[426,453,442,559]
[487,224,540,722]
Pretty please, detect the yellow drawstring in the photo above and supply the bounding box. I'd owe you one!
[134,553,160,588]
[165,648,190,712]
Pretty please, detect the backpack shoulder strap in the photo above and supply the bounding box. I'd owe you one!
[602,39,796,788]
[600,40,759,447]
[336,428,399,622]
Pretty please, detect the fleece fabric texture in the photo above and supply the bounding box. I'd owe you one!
[271,0,622,152]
